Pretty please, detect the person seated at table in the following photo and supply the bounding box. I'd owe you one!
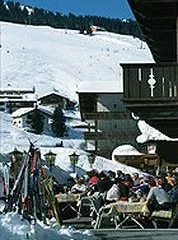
[88,170,100,186]
[168,173,178,207]
[132,173,140,189]
[93,171,113,194]
[116,170,125,180]
[106,175,132,203]
[131,175,149,200]
[108,170,116,183]
[71,176,88,194]
[158,174,173,192]
[122,174,134,201]
[146,178,173,215]
[106,177,123,203]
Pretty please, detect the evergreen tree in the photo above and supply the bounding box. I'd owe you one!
[29,109,44,134]
[51,106,66,137]
[0,1,142,38]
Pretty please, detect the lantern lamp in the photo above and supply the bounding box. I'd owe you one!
[44,150,57,172]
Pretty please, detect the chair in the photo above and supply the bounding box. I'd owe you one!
[94,203,119,229]
[78,192,104,218]
[151,203,178,228]
[78,192,117,228]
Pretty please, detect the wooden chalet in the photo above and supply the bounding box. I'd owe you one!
[120,0,178,166]
[12,106,53,133]
[77,81,140,158]
[37,91,76,110]
[122,0,178,138]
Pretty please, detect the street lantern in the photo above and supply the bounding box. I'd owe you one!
[8,147,23,181]
[88,153,96,169]
[8,147,23,162]
[44,150,57,172]
[69,152,79,173]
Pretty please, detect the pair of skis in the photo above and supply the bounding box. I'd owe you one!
[42,177,61,225]
[4,143,61,225]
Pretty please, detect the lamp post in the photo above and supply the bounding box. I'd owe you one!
[44,150,57,173]
[8,147,23,162]
[8,147,23,181]
[69,152,79,173]
[88,153,96,169]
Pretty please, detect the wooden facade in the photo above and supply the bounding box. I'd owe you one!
[122,1,178,138]
[78,92,139,158]
[38,92,76,110]
[121,62,178,137]
[120,0,178,168]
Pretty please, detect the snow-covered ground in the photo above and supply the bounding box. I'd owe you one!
[0,212,99,240]
[1,22,154,100]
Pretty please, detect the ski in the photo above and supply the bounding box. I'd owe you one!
[42,177,61,225]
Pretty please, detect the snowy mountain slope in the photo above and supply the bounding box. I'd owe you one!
[1,22,154,102]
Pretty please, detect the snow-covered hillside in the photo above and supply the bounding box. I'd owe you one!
[1,22,154,102]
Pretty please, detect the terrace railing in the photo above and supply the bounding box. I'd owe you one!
[121,63,178,100]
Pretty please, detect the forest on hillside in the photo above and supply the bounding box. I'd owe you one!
[0,0,142,38]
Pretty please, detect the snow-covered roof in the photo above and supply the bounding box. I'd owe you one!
[0,98,36,102]
[136,120,178,143]
[77,81,123,93]
[37,90,75,102]
[112,144,144,159]
[12,105,53,118]
[64,110,81,120]
[0,87,35,93]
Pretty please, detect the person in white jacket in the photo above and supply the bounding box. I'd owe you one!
[71,177,88,194]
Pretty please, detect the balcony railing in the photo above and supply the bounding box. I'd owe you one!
[83,112,130,120]
[121,63,178,100]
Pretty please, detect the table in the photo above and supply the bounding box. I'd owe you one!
[105,201,149,229]
[55,193,80,217]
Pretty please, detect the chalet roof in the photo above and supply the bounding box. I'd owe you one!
[0,98,36,103]
[77,81,123,93]
[12,105,53,118]
[0,87,35,94]
[37,90,76,103]
[127,0,178,62]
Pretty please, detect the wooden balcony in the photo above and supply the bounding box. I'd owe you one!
[83,112,130,120]
[121,63,178,137]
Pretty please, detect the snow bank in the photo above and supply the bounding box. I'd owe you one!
[0,212,99,240]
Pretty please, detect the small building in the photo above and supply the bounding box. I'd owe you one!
[0,87,37,113]
[77,81,140,158]
[0,98,37,113]
[37,91,76,110]
[112,144,144,166]
[12,105,53,134]
[112,144,159,173]
[0,87,35,97]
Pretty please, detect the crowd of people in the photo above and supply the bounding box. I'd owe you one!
[53,168,178,223]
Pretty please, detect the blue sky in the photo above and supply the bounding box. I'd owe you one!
[12,0,134,19]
